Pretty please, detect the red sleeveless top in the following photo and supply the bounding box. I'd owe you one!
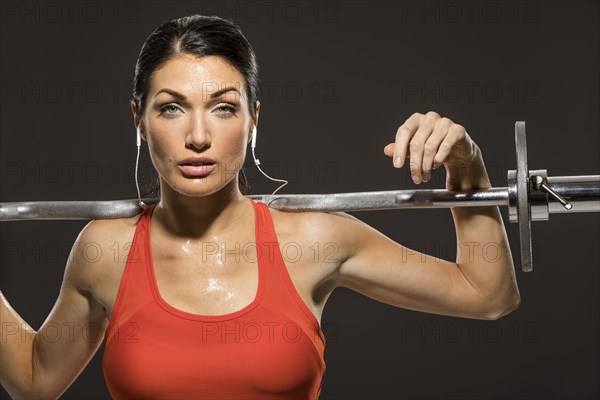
[102,199,326,399]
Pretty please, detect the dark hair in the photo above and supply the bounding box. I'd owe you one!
[132,14,258,197]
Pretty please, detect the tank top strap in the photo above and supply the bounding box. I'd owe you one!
[104,204,155,343]
[250,199,326,345]
[250,199,283,276]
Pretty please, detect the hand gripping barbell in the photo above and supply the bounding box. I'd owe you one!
[1,122,598,272]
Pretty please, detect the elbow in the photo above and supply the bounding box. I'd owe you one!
[484,293,521,321]
[5,380,36,400]
[28,381,61,400]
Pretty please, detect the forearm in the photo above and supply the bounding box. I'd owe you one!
[0,290,36,399]
[446,146,521,318]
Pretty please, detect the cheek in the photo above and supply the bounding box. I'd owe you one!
[147,134,176,168]
[219,130,249,158]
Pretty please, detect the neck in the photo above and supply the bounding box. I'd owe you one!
[153,179,250,239]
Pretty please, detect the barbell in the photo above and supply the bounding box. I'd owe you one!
[1,122,598,272]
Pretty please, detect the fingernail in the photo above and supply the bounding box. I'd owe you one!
[414,175,421,184]
[394,157,402,168]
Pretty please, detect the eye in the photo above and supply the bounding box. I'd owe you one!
[158,104,181,115]
[215,104,237,117]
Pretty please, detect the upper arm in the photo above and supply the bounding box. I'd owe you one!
[31,219,111,398]
[323,212,495,320]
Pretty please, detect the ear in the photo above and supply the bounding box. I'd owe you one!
[248,100,261,145]
[131,100,147,142]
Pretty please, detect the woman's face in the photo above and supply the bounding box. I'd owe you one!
[135,53,258,197]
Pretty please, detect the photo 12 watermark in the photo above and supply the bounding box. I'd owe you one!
[396,320,540,344]
[397,1,540,25]
[0,1,141,24]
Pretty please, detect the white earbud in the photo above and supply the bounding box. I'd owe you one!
[134,127,147,210]
[250,125,288,205]
[136,127,141,147]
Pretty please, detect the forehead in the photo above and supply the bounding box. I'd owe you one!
[149,54,246,100]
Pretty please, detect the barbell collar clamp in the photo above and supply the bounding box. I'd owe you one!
[532,175,572,210]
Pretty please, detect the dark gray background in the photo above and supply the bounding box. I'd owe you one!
[1,1,599,399]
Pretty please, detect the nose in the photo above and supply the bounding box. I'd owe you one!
[185,111,211,150]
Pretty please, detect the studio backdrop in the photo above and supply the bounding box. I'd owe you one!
[1,1,598,399]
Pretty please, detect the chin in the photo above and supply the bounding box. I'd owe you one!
[168,175,231,198]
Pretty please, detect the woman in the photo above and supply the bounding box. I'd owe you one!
[0,14,520,399]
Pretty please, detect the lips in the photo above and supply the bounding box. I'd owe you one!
[179,156,216,166]
[178,156,216,177]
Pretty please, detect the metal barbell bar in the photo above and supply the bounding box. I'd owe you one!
[1,122,598,272]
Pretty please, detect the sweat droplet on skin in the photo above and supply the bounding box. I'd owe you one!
[181,240,192,255]
[202,277,237,308]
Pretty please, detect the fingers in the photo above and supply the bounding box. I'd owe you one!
[393,112,422,168]
[408,111,441,183]
[422,117,452,181]
[386,111,468,185]
[434,123,466,168]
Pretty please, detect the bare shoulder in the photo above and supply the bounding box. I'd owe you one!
[267,207,366,265]
[267,206,348,237]
[68,213,142,301]
[81,213,141,245]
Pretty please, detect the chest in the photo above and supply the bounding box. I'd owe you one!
[94,226,337,328]
[102,262,325,398]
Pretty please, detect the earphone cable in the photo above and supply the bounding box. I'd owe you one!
[135,143,148,210]
[251,145,288,207]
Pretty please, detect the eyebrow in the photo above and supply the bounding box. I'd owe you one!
[154,86,241,100]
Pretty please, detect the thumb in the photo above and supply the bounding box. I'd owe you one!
[383,143,411,158]
[383,143,394,157]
